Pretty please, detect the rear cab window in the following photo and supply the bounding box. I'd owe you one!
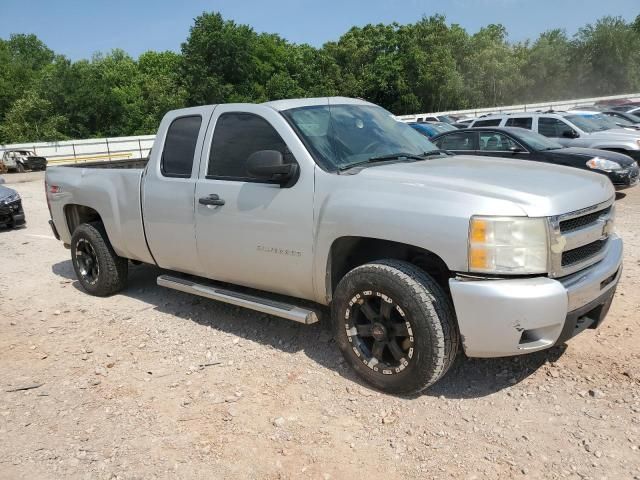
[161,116,202,178]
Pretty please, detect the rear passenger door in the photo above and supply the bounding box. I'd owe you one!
[434,131,477,154]
[142,106,214,275]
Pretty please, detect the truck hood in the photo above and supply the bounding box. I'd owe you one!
[356,155,613,217]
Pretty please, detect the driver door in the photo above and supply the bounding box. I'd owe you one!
[193,104,316,301]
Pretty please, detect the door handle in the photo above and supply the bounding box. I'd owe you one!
[199,194,225,206]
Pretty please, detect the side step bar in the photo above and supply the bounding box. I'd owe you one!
[157,275,320,325]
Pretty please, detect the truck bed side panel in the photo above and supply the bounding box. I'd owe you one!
[46,166,154,264]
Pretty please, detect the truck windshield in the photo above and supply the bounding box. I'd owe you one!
[282,104,439,171]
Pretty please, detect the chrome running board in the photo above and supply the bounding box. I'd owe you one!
[157,274,320,325]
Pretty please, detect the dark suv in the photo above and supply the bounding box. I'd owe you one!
[0,185,25,228]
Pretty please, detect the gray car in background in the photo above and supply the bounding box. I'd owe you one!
[469,111,640,163]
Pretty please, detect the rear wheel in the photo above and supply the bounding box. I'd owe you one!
[332,260,458,394]
[16,163,25,173]
[71,222,128,296]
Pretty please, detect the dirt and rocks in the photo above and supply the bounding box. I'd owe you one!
[0,171,639,479]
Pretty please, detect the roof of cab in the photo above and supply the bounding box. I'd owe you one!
[263,96,374,111]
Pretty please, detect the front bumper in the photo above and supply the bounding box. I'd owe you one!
[610,164,639,190]
[0,199,25,226]
[24,158,47,170]
[449,234,622,357]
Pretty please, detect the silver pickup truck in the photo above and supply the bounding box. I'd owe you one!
[45,97,623,394]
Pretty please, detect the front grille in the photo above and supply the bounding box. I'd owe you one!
[562,239,607,267]
[559,207,611,234]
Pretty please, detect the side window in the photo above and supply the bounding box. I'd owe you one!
[161,116,202,178]
[478,132,519,151]
[208,113,294,180]
[436,132,475,151]
[505,117,532,129]
[473,119,502,127]
[538,117,573,138]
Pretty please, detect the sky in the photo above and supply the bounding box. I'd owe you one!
[1,0,638,60]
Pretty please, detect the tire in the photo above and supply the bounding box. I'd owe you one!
[332,260,459,394]
[16,163,25,173]
[70,222,128,296]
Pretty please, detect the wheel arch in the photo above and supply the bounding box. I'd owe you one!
[326,236,452,303]
[64,204,104,237]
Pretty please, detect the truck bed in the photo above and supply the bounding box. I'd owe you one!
[46,163,154,264]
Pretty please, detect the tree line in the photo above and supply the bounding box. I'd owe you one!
[1,12,639,143]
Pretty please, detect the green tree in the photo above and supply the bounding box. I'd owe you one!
[0,90,67,143]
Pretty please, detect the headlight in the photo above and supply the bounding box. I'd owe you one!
[469,216,548,274]
[586,157,621,171]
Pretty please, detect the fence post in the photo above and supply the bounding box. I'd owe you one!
[72,142,77,163]
[106,138,111,159]
[138,139,143,159]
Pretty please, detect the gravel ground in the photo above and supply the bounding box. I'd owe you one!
[0,172,639,480]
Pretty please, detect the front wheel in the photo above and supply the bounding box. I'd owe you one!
[332,260,459,394]
[70,222,128,296]
[16,163,25,173]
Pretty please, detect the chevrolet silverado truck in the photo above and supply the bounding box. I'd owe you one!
[45,97,623,394]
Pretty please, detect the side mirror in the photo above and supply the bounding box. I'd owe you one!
[562,130,579,139]
[509,146,523,153]
[246,150,297,187]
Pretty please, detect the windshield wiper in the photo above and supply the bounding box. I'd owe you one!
[422,149,453,157]
[338,150,453,172]
[338,152,425,171]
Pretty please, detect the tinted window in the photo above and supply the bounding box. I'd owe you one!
[436,132,475,151]
[510,129,563,151]
[208,113,292,180]
[474,119,502,127]
[538,117,574,137]
[505,117,533,129]
[161,116,202,177]
[479,132,519,151]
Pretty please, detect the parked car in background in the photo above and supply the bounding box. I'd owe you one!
[610,104,640,114]
[45,97,623,394]
[568,109,640,132]
[468,112,640,163]
[432,127,639,189]
[594,98,636,107]
[452,118,476,129]
[413,114,457,124]
[0,184,25,228]
[408,121,457,139]
[601,110,640,128]
[1,150,47,172]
